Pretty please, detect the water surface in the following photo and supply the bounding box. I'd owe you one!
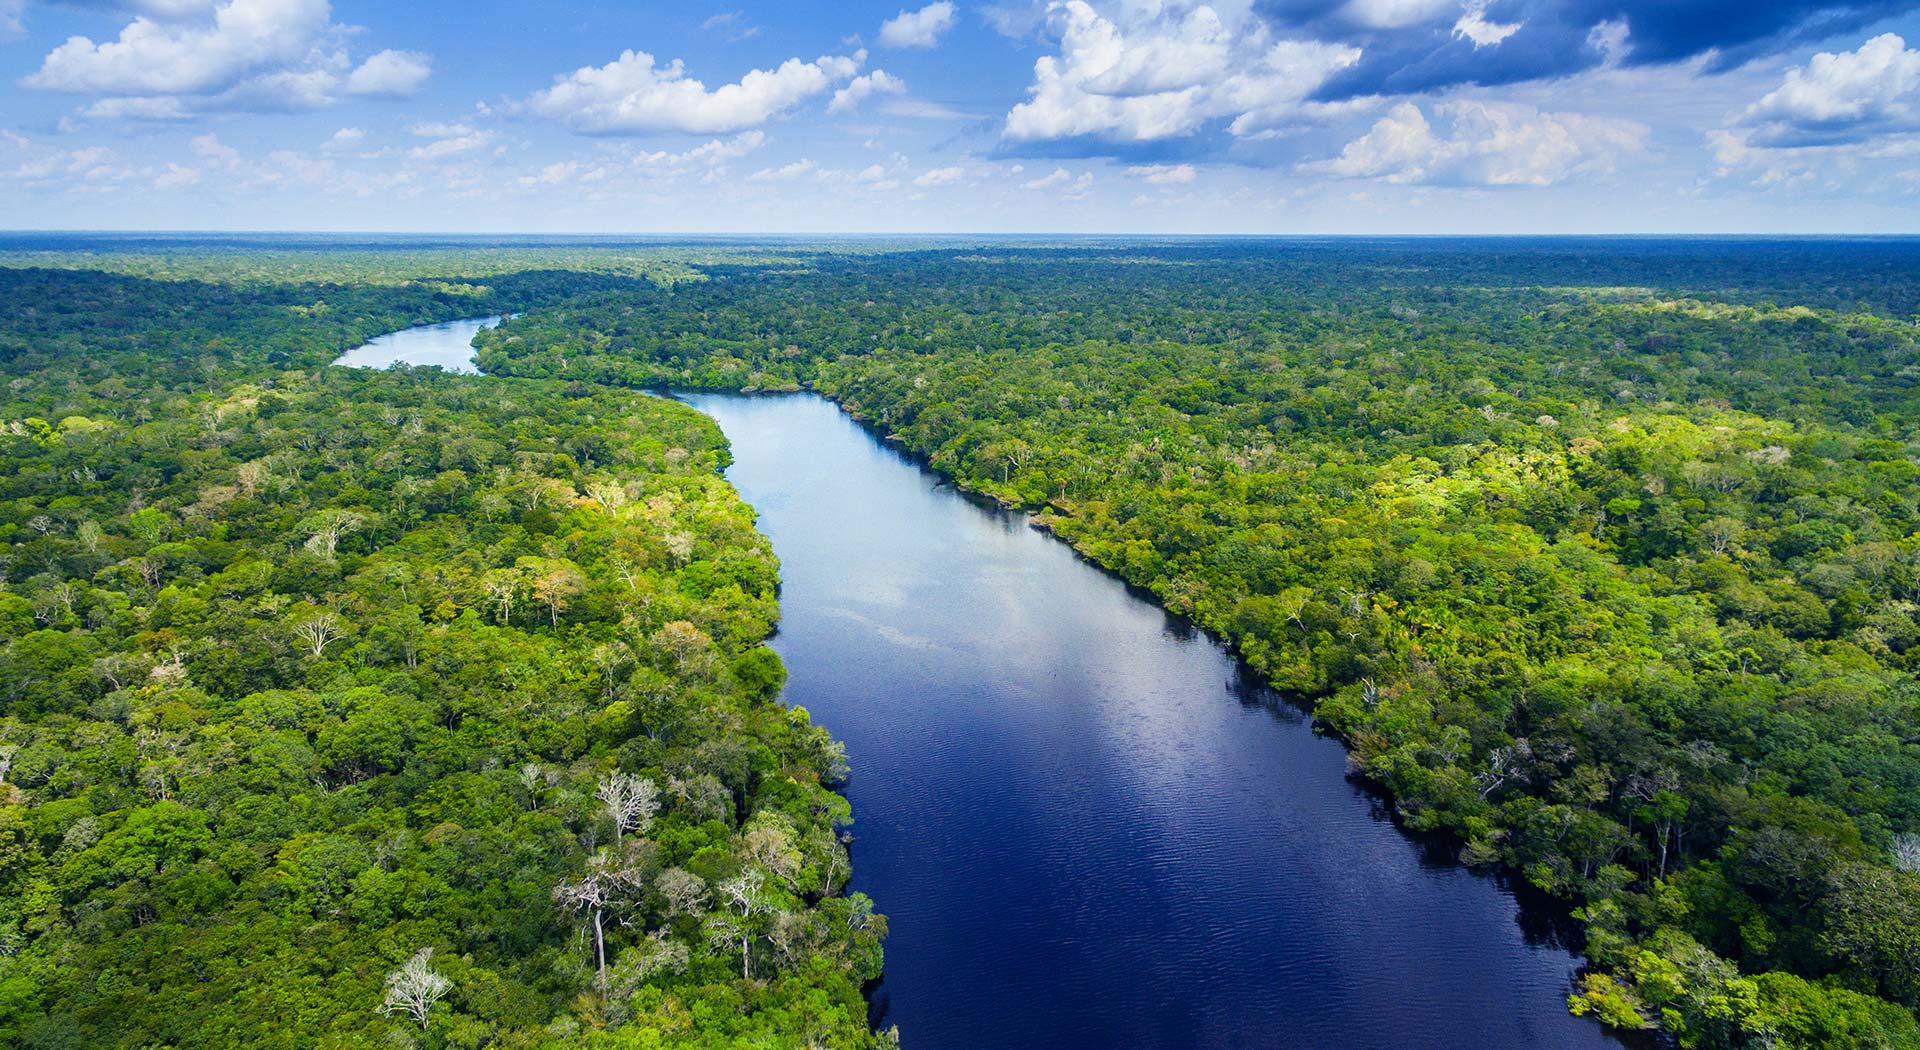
[682,392,1620,1050]
[335,315,502,373]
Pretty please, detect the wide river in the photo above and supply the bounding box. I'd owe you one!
[348,321,1621,1050]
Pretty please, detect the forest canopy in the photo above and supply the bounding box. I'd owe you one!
[0,267,884,1049]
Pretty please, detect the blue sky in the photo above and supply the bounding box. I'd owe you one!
[2,0,1919,233]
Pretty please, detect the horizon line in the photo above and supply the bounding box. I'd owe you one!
[5,229,1920,241]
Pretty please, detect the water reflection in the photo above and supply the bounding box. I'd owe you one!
[682,391,1623,1050]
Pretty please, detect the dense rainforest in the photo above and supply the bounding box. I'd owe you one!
[465,239,1920,1050]
[0,268,886,1048]
[7,237,1920,1050]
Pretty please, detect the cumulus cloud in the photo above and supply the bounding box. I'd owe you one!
[1022,165,1076,187]
[1003,0,1362,146]
[633,131,766,171]
[1739,33,1920,147]
[20,0,429,118]
[344,49,431,98]
[523,49,863,134]
[190,132,240,166]
[829,70,907,113]
[321,126,364,152]
[1309,100,1647,186]
[879,2,957,48]
[1127,162,1197,183]
[913,164,965,186]
[24,0,332,96]
[154,162,200,188]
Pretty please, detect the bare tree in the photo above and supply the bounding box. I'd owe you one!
[236,459,270,498]
[554,849,645,982]
[1893,832,1920,874]
[591,642,632,701]
[300,509,363,561]
[655,867,709,918]
[586,480,629,514]
[743,817,803,890]
[291,612,345,658]
[518,762,548,810]
[532,565,584,627]
[708,868,775,980]
[597,771,660,848]
[378,948,451,1031]
[1476,739,1533,799]
[483,570,520,625]
[1699,517,1743,556]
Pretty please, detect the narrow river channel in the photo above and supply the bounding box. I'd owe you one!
[347,320,1621,1050]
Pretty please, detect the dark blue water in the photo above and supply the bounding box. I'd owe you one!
[680,392,1620,1050]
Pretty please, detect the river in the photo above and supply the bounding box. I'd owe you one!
[345,321,1621,1050]
[334,315,502,373]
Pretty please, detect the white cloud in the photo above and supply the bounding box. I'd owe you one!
[517,160,611,188]
[321,126,364,152]
[1126,162,1196,184]
[1023,166,1073,188]
[411,121,474,138]
[1341,0,1453,30]
[699,11,760,42]
[1452,1,1520,48]
[879,2,957,48]
[81,96,194,120]
[829,70,907,113]
[3,142,148,190]
[913,164,965,186]
[1740,33,1920,146]
[410,129,494,160]
[1311,100,1647,186]
[190,132,240,166]
[154,162,200,188]
[1003,1,1361,144]
[633,131,766,172]
[749,158,816,181]
[982,2,1046,39]
[24,0,332,96]
[1021,166,1094,195]
[523,49,863,134]
[21,0,429,118]
[344,49,430,98]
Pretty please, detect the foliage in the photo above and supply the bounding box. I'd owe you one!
[0,268,883,1049]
